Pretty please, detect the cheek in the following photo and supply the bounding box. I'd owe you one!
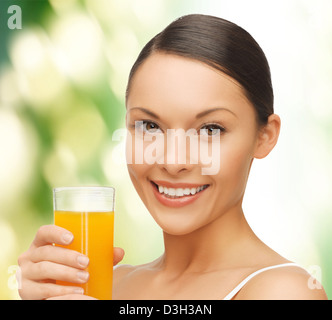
[126,133,148,193]
[127,160,151,185]
[218,135,255,195]
[126,133,154,199]
[222,142,252,171]
[126,130,161,165]
[127,163,149,206]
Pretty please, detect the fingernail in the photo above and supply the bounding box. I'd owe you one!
[77,255,89,267]
[77,271,89,282]
[62,233,73,244]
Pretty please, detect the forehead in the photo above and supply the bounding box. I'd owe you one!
[126,53,253,119]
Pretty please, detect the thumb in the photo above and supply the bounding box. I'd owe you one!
[113,247,125,266]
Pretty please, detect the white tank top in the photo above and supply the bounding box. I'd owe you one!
[223,262,300,300]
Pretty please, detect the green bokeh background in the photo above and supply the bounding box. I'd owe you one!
[1,0,331,299]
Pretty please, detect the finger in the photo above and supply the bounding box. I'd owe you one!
[19,279,85,300]
[27,261,89,284]
[32,225,73,248]
[113,247,125,266]
[30,245,89,269]
[47,294,97,300]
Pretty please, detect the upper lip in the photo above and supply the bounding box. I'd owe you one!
[151,180,210,188]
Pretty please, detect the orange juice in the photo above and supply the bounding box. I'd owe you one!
[54,210,114,300]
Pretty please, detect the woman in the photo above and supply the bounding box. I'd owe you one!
[18,14,327,300]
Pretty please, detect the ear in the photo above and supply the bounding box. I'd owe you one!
[254,114,281,159]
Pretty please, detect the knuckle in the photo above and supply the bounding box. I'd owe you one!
[36,225,48,238]
[33,245,49,260]
[17,252,27,266]
[18,278,32,299]
[36,261,50,276]
[18,287,27,299]
[39,284,54,299]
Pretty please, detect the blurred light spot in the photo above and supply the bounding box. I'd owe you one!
[105,26,139,99]
[43,142,78,187]
[0,67,21,108]
[0,222,19,300]
[85,0,115,22]
[0,110,37,207]
[56,107,106,163]
[50,12,104,86]
[86,0,134,29]
[0,222,17,263]
[10,29,46,72]
[102,141,127,183]
[48,0,78,12]
[131,0,164,26]
[9,28,66,109]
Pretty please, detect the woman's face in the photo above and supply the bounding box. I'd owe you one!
[126,53,260,235]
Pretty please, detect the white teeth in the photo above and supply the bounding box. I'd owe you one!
[155,183,208,197]
[183,188,191,195]
[175,189,184,197]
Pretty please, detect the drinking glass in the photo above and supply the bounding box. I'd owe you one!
[53,186,115,300]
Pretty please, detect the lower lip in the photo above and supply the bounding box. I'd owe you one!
[151,182,209,208]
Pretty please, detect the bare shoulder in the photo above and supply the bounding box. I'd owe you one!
[235,265,328,300]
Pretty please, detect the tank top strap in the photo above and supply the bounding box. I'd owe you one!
[223,262,301,300]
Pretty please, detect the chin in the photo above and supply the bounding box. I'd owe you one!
[151,212,207,236]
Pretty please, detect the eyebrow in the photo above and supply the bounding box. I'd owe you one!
[127,106,237,120]
[128,107,160,119]
[195,107,237,119]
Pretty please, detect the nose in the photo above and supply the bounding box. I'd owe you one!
[158,128,197,176]
[161,161,195,176]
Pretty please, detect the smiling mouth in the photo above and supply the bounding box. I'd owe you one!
[151,181,210,199]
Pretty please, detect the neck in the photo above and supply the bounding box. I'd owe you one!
[158,204,257,275]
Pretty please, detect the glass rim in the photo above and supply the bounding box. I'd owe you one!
[53,186,115,193]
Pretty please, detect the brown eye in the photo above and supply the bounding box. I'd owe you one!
[145,122,159,132]
[200,124,225,136]
[134,120,161,134]
[140,121,162,133]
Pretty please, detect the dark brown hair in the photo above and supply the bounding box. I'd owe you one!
[126,14,274,125]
